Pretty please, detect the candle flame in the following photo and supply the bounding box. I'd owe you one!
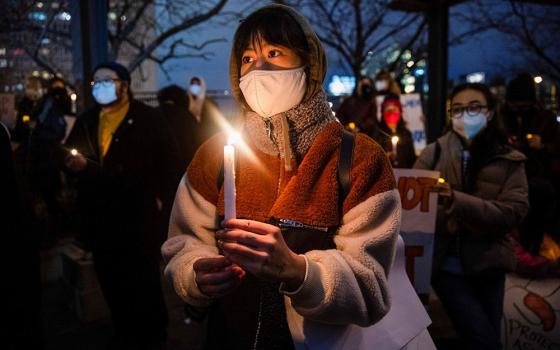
[70,148,78,156]
[438,177,445,184]
[228,131,241,146]
[526,133,533,140]
[391,135,400,144]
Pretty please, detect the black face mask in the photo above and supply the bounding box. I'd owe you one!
[51,88,67,100]
[361,84,373,98]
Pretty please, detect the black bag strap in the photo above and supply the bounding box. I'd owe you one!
[431,140,441,170]
[338,130,355,214]
[216,130,356,216]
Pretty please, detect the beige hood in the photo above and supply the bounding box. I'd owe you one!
[228,4,327,111]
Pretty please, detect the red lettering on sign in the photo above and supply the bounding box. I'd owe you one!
[398,177,438,212]
[404,245,424,284]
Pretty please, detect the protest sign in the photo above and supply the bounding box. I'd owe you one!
[502,274,560,350]
[393,168,439,299]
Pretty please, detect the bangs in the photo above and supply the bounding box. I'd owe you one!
[233,8,309,67]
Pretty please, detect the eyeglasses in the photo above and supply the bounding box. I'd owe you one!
[90,78,120,87]
[449,104,489,119]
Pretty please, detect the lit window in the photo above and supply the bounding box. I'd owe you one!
[56,12,71,21]
[29,11,47,21]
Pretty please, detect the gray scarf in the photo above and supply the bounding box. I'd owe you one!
[243,90,336,170]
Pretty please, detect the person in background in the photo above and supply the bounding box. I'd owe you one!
[414,83,529,350]
[372,93,416,168]
[513,178,560,278]
[157,84,198,170]
[374,69,401,97]
[12,76,44,143]
[336,76,378,136]
[502,73,560,239]
[64,62,180,350]
[28,77,70,247]
[502,73,560,182]
[187,76,221,146]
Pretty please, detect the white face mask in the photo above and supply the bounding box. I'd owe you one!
[239,67,306,117]
[92,81,118,105]
[452,113,488,140]
[375,80,389,91]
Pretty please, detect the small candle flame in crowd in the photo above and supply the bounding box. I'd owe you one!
[70,148,79,156]
[391,135,399,162]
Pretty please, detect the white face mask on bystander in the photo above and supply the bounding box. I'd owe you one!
[239,67,306,117]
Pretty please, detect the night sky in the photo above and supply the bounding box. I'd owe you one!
[158,1,531,91]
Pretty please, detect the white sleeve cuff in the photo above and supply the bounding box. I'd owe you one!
[279,254,308,295]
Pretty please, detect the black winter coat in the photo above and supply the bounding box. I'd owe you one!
[65,100,181,256]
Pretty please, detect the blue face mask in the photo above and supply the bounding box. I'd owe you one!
[452,113,488,140]
[189,84,201,96]
[92,81,118,105]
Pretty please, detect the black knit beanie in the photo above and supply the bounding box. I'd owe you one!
[93,61,131,82]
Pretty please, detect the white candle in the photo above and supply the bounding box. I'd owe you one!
[224,135,237,220]
[391,135,399,162]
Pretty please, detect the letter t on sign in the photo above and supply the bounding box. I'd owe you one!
[404,245,424,285]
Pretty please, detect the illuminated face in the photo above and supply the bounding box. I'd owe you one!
[450,89,491,120]
[240,36,302,77]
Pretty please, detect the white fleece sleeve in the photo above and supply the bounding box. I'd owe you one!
[282,189,401,327]
[161,174,220,307]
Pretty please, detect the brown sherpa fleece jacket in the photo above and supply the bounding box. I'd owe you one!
[162,121,401,331]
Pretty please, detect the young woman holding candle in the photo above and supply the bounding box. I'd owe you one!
[162,5,432,349]
[372,94,416,168]
[414,83,529,349]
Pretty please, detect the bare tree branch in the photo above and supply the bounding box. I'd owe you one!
[126,0,227,72]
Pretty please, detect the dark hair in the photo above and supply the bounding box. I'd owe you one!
[506,73,536,102]
[232,8,310,74]
[450,83,509,193]
[157,84,189,108]
[49,76,65,87]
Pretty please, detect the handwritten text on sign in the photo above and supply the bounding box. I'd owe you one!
[393,169,439,297]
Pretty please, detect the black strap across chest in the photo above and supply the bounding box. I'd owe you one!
[217,129,356,214]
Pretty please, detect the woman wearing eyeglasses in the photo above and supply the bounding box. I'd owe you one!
[414,83,529,349]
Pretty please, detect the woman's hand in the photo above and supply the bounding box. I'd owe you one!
[216,219,306,290]
[431,181,454,208]
[193,256,246,298]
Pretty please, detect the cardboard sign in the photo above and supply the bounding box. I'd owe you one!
[377,93,426,155]
[502,274,560,350]
[393,168,439,296]
[0,93,16,129]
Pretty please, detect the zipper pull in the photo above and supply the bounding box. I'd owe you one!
[265,119,273,140]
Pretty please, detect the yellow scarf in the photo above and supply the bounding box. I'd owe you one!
[98,101,130,158]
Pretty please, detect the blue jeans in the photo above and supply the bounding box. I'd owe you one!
[432,270,505,350]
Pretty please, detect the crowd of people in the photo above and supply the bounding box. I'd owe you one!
[2,3,560,350]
